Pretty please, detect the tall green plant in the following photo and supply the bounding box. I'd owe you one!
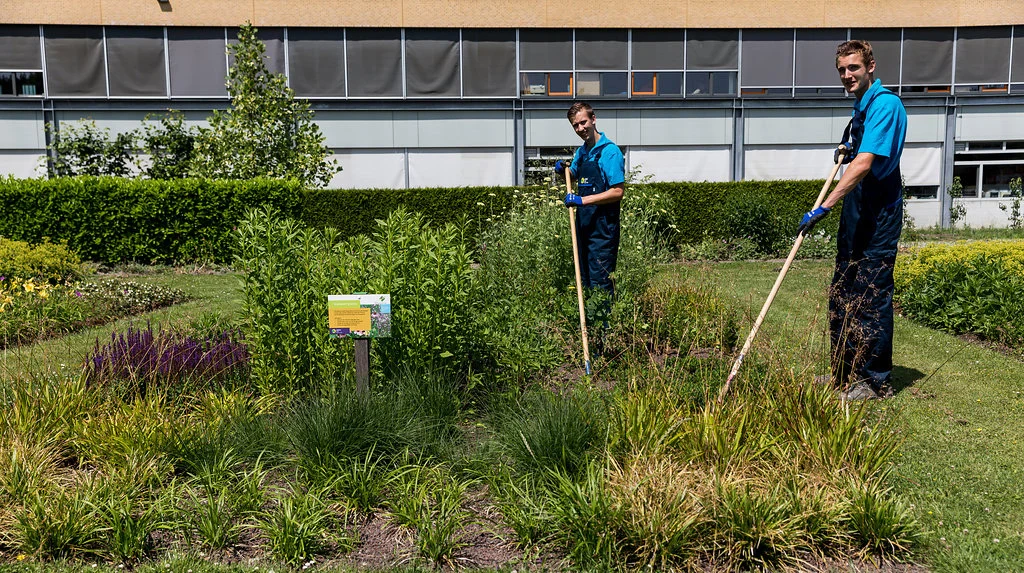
[47,120,137,177]
[999,176,1023,230]
[140,112,197,180]
[191,23,338,188]
[948,175,967,228]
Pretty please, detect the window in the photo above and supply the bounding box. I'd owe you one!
[462,29,515,97]
[850,28,902,89]
[287,28,345,97]
[686,71,736,96]
[0,25,44,97]
[954,26,1011,94]
[43,26,105,96]
[631,30,683,97]
[686,29,738,70]
[346,28,402,97]
[575,29,627,70]
[954,142,1024,198]
[740,29,793,92]
[576,72,627,97]
[795,29,846,89]
[901,28,953,92]
[228,27,284,75]
[167,27,227,97]
[1013,26,1024,91]
[405,29,460,97]
[105,27,166,97]
[520,29,572,98]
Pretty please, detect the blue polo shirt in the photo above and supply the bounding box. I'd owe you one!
[851,79,907,180]
[569,132,625,197]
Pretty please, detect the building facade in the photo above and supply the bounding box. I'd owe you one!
[2,1,1024,227]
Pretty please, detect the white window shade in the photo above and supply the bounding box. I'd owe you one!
[629,146,731,182]
[744,146,836,180]
[408,148,513,188]
[329,149,406,189]
[900,144,942,186]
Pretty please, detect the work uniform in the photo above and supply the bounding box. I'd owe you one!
[568,132,625,297]
[830,78,907,390]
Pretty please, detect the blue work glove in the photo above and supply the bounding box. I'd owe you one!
[554,160,569,176]
[798,206,831,235]
[564,193,583,208]
[834,144,851,165]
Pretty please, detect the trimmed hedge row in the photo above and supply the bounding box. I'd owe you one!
[0,177,302,263]
[0,177,833,263]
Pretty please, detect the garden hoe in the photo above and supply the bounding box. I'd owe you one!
[565,168,593,376]
[717,148,848,404]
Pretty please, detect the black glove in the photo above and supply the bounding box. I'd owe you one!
[798,206,831,235]
[834,145,851,165]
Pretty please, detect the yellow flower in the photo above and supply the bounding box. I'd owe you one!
[23,280,35,293]
[16,554,27,561]
[38,289,49,300]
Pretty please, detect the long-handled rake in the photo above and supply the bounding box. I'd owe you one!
[565,169,593,375]
[717,152,847,403]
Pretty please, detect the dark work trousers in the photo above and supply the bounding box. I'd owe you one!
[575,203,620,334]
[829,167,903,389]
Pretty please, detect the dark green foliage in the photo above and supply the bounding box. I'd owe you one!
[140,112,197,180]
[300,185,521,244]
[0,237,85,283]
[0,177,302,263]
[47,120,137,178]
[645,179,840,246]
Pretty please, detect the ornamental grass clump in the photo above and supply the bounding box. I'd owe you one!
[84,323,249,389]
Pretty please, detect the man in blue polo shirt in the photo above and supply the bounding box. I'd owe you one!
[554,102,626,300]
[797,40,907,400]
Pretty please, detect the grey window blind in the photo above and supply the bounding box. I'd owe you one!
[740,29,793,87]
[850,29,901,87]
[287,28,345,97]
[0,25,42,69]
[686,29,738,70]
[168,27,227,97]
[519,29,572,70]
[228,27,284,74]
[406,29,460,97]
[106,27,166,97]
[43,26,105,96]
[901,28,953,85]
[462,29,516,97]
[1014,26,1024,83]
[795,29,847,86]
[346,28,402,97]
[631,29,683,70]
[575,29,627,70]
[955,26,1011,84]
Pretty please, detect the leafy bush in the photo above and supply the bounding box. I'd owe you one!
[0,176,302,263]
[0,238,85,284]
[236,207,480,393]
[895,240,1024,348]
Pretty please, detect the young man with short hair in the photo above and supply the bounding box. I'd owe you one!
[554,102,626,299]
[797,40,908,400]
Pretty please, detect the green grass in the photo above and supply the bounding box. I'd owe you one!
[909,225,1024,243]
[670,259,1024,572]
[0,270,242,377]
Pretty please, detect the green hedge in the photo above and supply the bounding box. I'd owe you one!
[0,177,835,264]
[0,177,302,263]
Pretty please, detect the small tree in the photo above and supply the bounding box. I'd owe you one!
[999,176,1023,230]
[948,175,967,229]
[47,120,137,177]
[191,23,339,188]
[140,112,197,180]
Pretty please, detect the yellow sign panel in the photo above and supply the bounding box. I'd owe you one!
[328,307,371,331]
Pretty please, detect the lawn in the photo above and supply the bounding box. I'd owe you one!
[671,259,1024,572]
[0,269,242,378]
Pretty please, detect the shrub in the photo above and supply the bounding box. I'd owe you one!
[0,176,302,263]
[895,240,1024,348]
[236,207,480,393]
[0,238,84,284]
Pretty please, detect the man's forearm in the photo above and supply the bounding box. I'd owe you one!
[581,184,625,206]
[822,153,874,209]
